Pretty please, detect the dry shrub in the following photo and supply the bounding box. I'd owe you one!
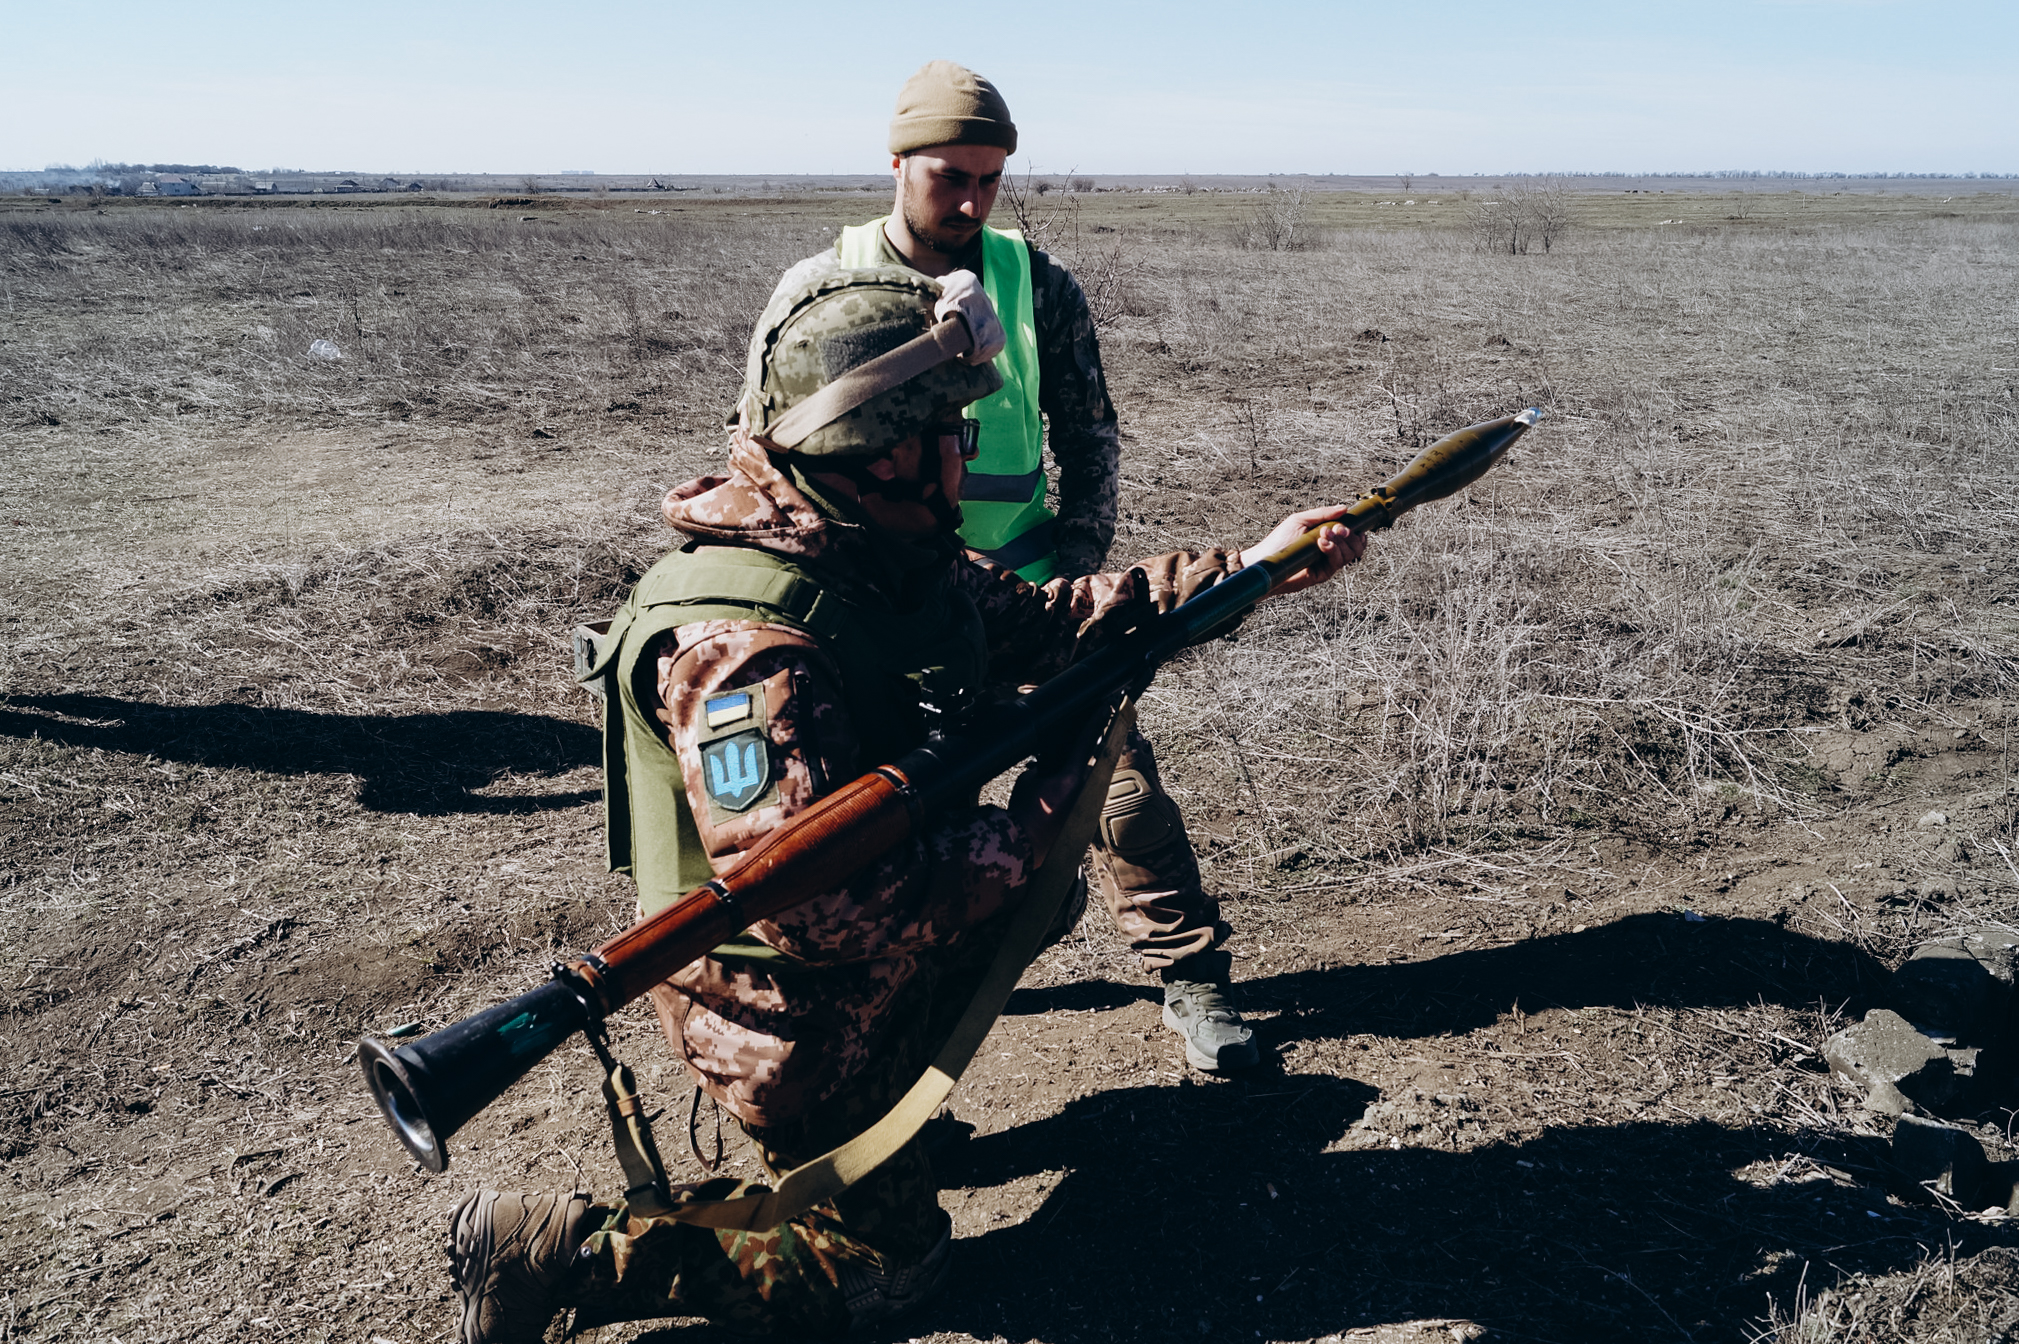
[1231,186,1316,251]
[999,167,1144,331]
[1463,177,1573,254]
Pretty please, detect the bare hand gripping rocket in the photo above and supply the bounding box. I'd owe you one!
[359,407,1544,1172]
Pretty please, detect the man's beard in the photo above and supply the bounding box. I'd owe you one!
[900,198,982,258]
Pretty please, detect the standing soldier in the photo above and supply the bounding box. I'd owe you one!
[764,59,1258,1071]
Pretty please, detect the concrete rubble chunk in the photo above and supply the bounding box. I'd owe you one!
[1888,1114,2002,1208]
[1962,931,2019,983]
[1823,1009,1963,1114]
[1893,941,2009,1045]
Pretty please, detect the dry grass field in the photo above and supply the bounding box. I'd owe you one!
[3,187,2018,1343]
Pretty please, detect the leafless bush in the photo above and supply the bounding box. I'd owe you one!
[1069,237,1142,334]
[1464,195,1526,254]
[1232,186,1313,251]
[1523,176,1572,252]
[1465,177,1573,254]
[999,164,1142,332]
[1000,160,1081,256]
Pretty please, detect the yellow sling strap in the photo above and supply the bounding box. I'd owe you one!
[605,698,1137,1231]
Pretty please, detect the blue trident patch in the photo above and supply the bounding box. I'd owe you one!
[702,729,770,812]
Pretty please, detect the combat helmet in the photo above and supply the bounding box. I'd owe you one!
[737,265,1001,458]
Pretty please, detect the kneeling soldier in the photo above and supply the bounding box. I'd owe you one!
[449,265,1364,1341]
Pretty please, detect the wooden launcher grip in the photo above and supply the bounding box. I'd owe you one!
[570,767,920,1012]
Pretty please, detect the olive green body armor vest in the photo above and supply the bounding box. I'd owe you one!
[583,544,987,922]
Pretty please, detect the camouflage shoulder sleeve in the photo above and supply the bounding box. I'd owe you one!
[650,617,1035,967]
[650,619,860,863]
[1028,246,1120,580]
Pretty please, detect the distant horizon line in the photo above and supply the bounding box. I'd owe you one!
[11,166,2018,181]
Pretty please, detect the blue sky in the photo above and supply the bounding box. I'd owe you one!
[4,0,2012,174]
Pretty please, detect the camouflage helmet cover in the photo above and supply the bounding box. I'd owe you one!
[740,265,1002,458]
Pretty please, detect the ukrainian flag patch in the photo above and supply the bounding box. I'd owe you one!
[705,692,753,730]
[696,687,775,819]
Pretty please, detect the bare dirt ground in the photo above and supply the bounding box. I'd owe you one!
[3,190,2017,1343]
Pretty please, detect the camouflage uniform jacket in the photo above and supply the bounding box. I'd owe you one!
[766,232,1121,578]
[643,436,1242,1128]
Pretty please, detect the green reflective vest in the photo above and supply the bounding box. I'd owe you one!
[582,544,987,924]
[836,220,1054,583]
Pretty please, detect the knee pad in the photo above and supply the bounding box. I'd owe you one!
[1100,767,1181,858]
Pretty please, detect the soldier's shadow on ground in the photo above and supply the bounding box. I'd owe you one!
[914,918,1921,1341]
[1004,914,1890,1040]
[900,1086,2018,1344]
[636,919,1944,1342]
[1249,912,1890,1044]
[0,693,600,815]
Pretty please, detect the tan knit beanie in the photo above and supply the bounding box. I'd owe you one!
[888,60,1017,156]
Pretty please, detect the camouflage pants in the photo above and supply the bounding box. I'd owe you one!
[1089,724,1229,971]
[568,1129,940,1337]
[568,936,990,1338]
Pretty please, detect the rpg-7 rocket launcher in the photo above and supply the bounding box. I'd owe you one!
[359,407,1544,1172]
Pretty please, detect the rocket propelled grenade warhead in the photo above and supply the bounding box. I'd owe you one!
[1246,407,1543,584]
[1347,406,1542,534]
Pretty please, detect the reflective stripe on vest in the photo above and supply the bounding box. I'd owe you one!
[837,220,1054,584]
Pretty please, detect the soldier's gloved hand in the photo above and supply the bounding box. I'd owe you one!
[935,270,1006,366]
[1072,566,1154,661]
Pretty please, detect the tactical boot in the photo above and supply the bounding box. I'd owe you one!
[836,1214,954,1328]
[1161,951,1258,1073]
[448,1190,593,1344]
